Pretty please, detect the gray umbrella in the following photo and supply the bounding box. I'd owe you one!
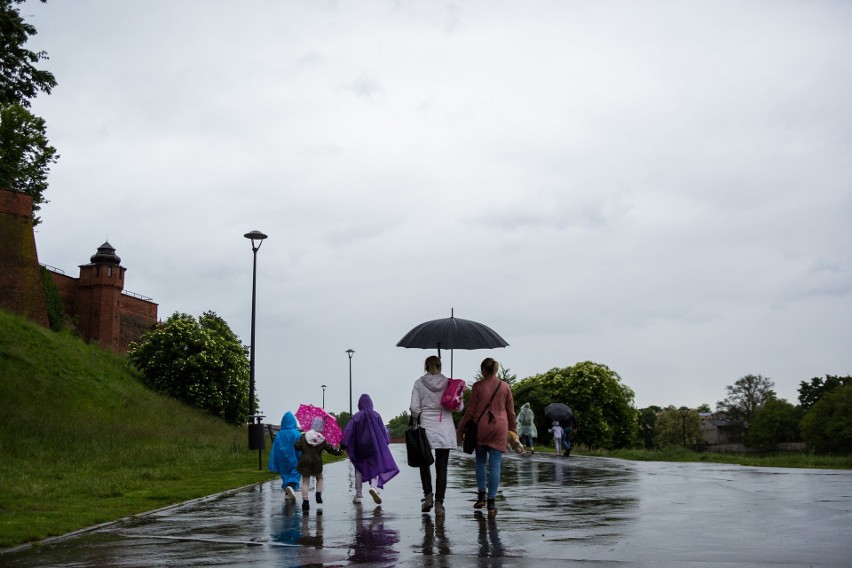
[397,309,508,376]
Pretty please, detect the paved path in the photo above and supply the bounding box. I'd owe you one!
[4,445,851,567]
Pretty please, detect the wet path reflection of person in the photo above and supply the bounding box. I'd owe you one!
[475,512,504,558]
[420,513,451,559]
[348,505,400,564]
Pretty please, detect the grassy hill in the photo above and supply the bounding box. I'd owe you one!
[0,310,276,549]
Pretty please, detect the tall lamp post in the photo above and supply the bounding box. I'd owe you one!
[245,230,267,470]
[321,384,327,409]
[346,349,354,417]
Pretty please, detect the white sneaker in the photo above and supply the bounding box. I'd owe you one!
[369,487,382,504]
[353,494,362,504]
[285,486,297,502]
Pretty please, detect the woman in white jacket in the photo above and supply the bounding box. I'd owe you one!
[409,355,462,515]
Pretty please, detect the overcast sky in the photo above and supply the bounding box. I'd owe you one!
[24,0,852,425]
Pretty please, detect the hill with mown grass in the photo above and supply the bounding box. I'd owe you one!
[0,309,275,549]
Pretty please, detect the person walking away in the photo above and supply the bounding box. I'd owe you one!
[294,417,342,513]
[410,355,463,515]
[269,411,302,501]
[457,357,517,518]
[516,402,537,454]
[560,412,576,456]
[342,393,400,504]
[549,421,565,455]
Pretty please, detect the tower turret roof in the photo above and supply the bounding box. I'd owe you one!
[90,241,121,265]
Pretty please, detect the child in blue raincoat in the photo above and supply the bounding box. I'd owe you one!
[268,411,302,501]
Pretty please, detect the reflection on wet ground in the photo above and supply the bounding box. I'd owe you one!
[3,445,851,567]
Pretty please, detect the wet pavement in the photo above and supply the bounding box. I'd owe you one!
[3,445,851,567]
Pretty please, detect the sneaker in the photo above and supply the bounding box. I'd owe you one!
[421,493,433,513]
[369,487,382,504]
[316,492,323,504]
[435,500,445,516]
[353,493,362,504]
[302,500,309,513]
[285,486,297,502]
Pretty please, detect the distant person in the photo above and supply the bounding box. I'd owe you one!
[294,417,342,513]
[560,412,576,456]
[342,393,399,504]
[549,421,565,455]
[516,402,537,454]
[268,411,302,501]
[457,357,517,518]
[410,355,463,515]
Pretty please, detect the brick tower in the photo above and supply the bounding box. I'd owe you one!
[76,241,125,351]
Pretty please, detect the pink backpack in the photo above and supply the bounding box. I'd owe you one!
[441,378,467,411]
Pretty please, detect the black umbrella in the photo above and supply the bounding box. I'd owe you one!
[397,309,508,376]
[544,403,573,422]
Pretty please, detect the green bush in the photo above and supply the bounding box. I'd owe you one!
[128,311,250,425]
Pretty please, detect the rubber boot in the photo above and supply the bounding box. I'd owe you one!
[474,491,486,509]
[487,498,497,518]
[316,491,323,504]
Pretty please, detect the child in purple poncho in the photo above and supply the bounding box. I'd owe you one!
[342,393,399,504]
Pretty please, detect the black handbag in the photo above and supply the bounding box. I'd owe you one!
[406,415,434,467]
[462,382,503,454]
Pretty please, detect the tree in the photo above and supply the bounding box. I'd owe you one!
[746,399,802,451]
[801,385,852,454]
[0,0,57,108]
[512,361,638,450]
[386,410,410,439]
[1,0,58,225]
[654,406,703,448]
[637,406,661,449]
[716,374,777,438]
[798,375,852,411]
[128,311,250,425]
[0,103,58,223]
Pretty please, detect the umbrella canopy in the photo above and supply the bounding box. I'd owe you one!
[295,404,343,446]
[544,403,573,422]
[397,315,509,351]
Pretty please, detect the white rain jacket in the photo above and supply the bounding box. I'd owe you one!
[409,372,462,449]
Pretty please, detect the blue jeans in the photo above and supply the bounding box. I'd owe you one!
[475,445,503,498]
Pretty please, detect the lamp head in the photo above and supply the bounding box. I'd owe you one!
[244,230,268,251]
[346,349,355,358]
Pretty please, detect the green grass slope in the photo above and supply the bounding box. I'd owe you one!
[0,310,276,549]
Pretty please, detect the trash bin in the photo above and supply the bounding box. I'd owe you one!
[249,422,266,450]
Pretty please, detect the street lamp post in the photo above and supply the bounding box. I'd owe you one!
[245,230,267,469]
[321,384,327,409]
[346,349,354,417]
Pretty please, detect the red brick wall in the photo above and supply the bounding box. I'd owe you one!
[0,189,49,327]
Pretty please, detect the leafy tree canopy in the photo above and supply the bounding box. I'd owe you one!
[0,103,57,223]
[0,0,57,107]
[637,406,661,449]
[128,311,250,425]
[746,399,802,451]
[654,406,703,448]
[1,0,58,225]
[798,375,852,411]
[512,361,638,450]
[386,410,410,439]
[801,385,852,454]
[716,374,776,429]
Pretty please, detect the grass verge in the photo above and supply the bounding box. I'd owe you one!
[0,310,284,549]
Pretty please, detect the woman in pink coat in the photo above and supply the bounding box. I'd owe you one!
[457,357,517,517]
